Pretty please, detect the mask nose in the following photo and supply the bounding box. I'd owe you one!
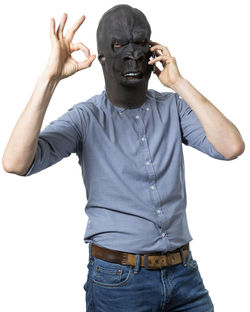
[124,54,144,62]
[123,44,145,62]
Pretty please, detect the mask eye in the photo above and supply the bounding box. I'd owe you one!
[137,39,147,45]
[113,43,121,48]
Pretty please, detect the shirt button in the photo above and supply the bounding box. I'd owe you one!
[146,107,150,111]
[136,115,140,119]
[141,137,145,141]
[157,209,161,214]
[151,185,155,190]
[146,161,150,165]
[119,112,122,115]
[162,233,166,238]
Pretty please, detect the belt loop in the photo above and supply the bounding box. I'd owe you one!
[179,247,187,267]
[134,254,141,274]
[88,240,94,261]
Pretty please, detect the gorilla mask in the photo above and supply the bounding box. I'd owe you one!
[96,5,153,109]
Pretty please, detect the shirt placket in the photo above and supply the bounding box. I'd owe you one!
[133,108,165,234]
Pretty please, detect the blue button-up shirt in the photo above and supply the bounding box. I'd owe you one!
[25,89,232,254]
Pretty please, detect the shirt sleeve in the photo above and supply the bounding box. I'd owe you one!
[24,102,88,176]
[175,93,236,161]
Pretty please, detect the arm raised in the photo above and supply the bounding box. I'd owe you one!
[2,13,96,175]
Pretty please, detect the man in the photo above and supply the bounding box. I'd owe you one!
[2,4,245,312]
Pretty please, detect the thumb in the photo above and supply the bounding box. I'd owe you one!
[77,54,96,71]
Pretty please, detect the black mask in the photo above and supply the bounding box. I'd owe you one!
[96,5,153,109]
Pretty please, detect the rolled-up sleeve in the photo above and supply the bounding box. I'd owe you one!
[175,93,234,161]
[24,102,88,176]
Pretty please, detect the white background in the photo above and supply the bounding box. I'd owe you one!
[0,0,249,311]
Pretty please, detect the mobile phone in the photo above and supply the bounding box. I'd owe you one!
[149,45,157,74]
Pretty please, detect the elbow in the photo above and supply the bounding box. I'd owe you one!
[224,140,245,160]
[236,140,246,155]
[2,157,27,176]
[2,161,16,174]
[2,155,12,173]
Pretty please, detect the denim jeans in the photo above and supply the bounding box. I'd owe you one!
[83,242,214,312]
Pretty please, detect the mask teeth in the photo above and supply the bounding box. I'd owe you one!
[124,72,141,77]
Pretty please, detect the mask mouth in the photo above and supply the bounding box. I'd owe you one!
[122,71,144,80]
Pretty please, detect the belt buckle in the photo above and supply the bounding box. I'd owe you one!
[144,254,165,270]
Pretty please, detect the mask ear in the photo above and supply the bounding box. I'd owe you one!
[98,53,106,65]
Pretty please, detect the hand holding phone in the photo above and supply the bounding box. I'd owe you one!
[149,45,157,74]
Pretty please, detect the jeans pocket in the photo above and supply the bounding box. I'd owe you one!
[91,256,133,288]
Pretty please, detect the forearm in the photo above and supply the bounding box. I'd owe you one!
[2,70,59,175]
[171,78,245,159]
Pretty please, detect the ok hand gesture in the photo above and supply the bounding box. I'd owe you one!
[45,13,96,81]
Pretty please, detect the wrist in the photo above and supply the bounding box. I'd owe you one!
[41,68,61,85]
[169,77,187,92]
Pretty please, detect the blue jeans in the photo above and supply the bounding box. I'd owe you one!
[83,242,214,312]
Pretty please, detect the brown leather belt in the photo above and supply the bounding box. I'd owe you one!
[91,243,189,269]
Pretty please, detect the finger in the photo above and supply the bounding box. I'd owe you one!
[154,65,162,76]
[66,15,85,42]
[164,46,171,57]
[155,50,162,57]
[77,54,96,71]
[149,40,164,50]
[151,44,170,57]
[56,13,68,40]
[150,40,171,54]
[150,43,171,57]
[71,42,90,58]
[50,18,57,44]
[148,55,169,66]
[149,40,160,46]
